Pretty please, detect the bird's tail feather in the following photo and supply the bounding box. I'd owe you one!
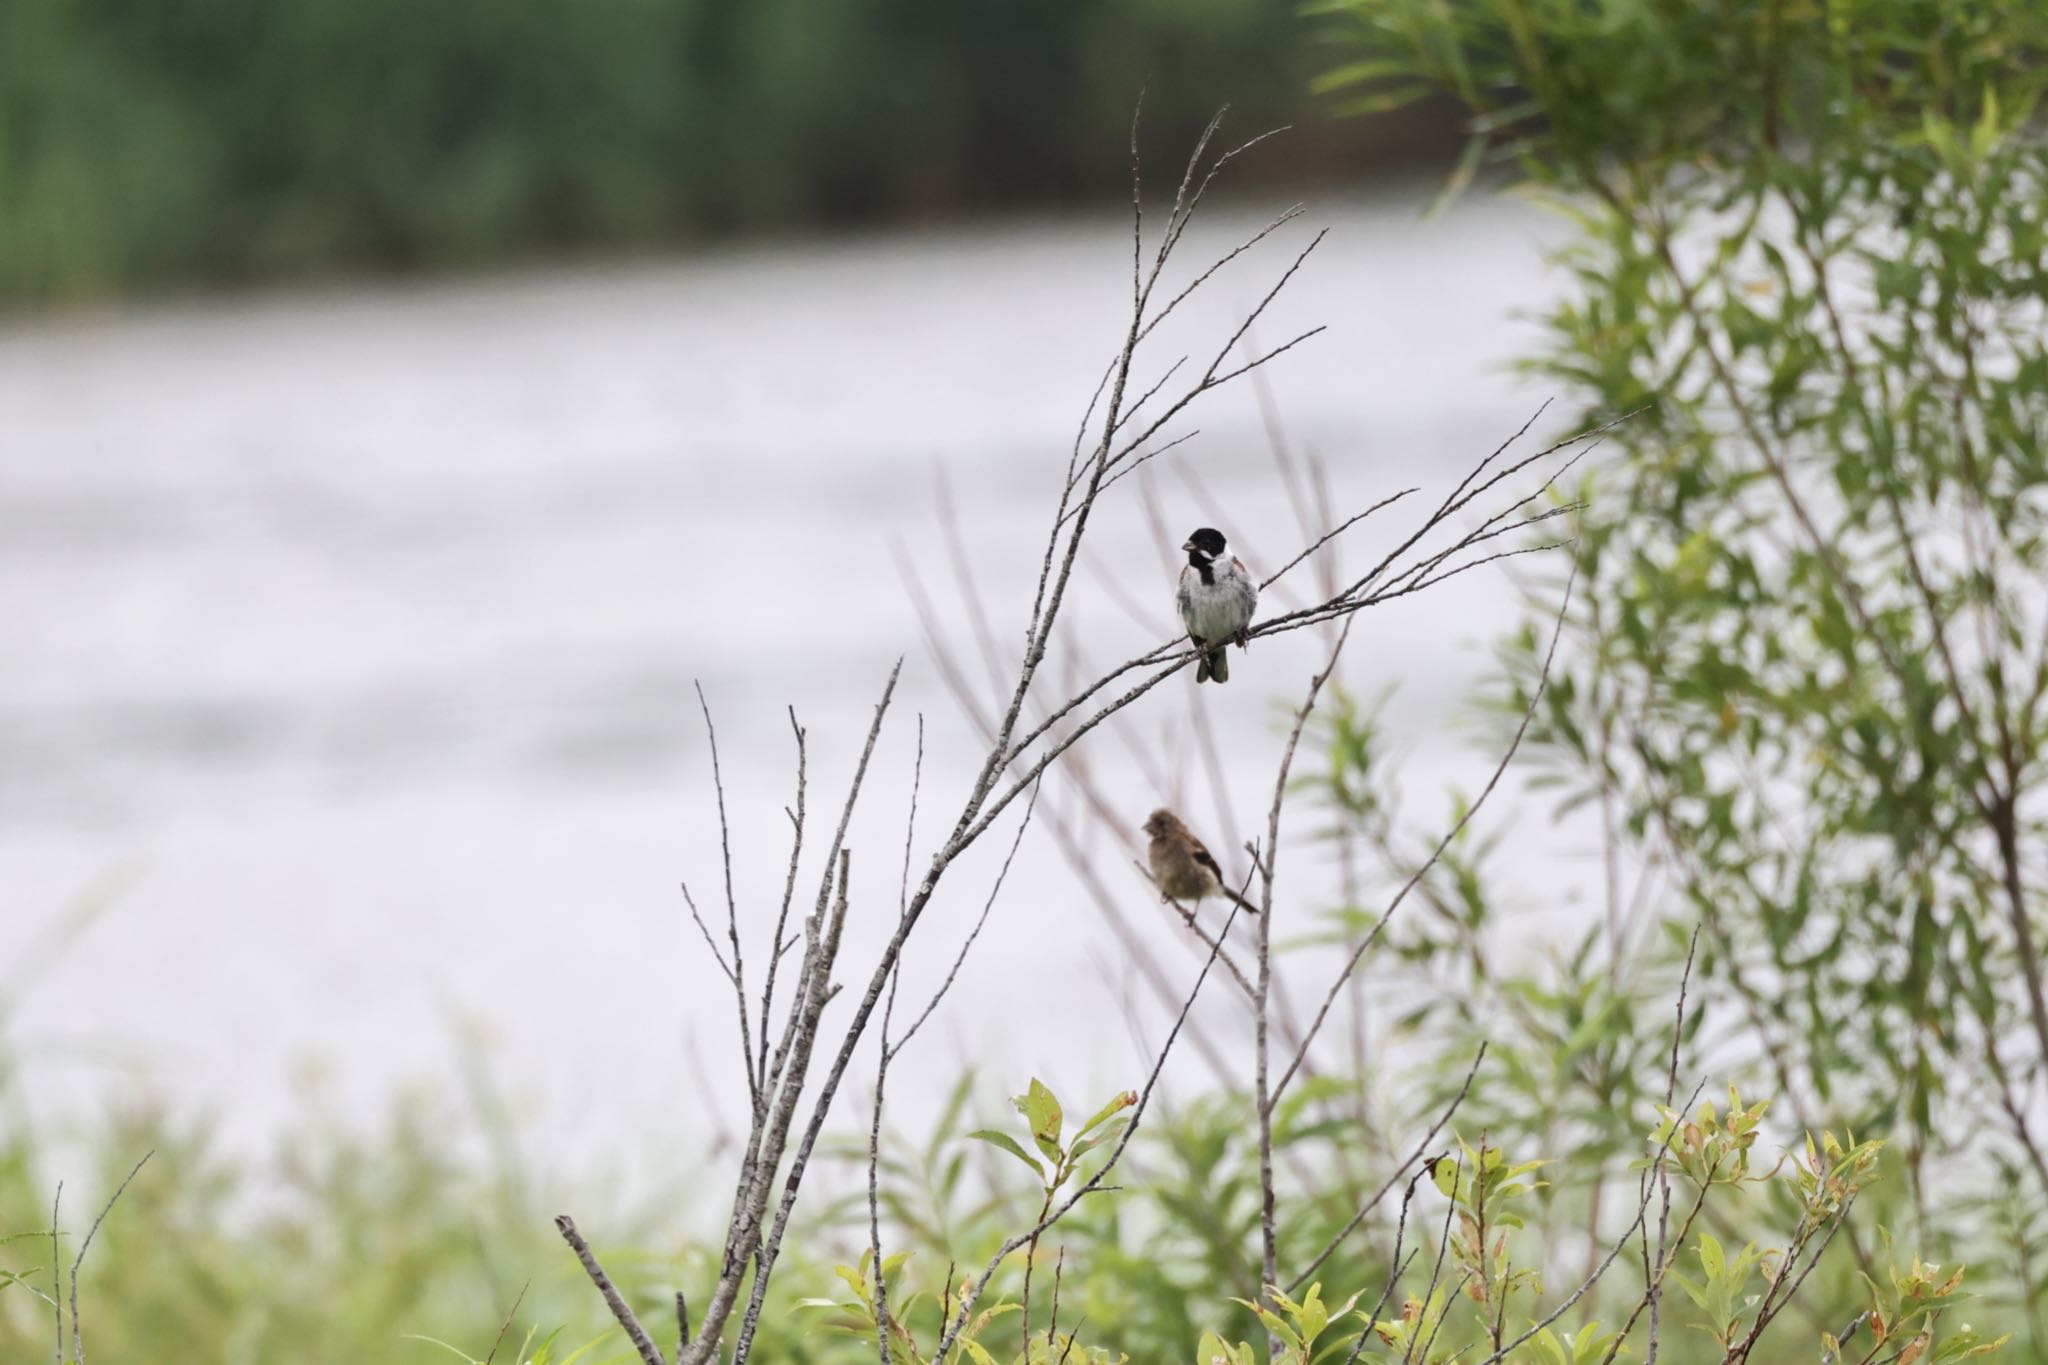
[1207,645,1229,684]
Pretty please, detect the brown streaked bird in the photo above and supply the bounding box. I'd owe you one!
[1143,808,1260,914]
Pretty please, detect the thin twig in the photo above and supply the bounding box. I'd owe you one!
[50,1183,61,1365]
[557,1216,666,1365]
[1278,556,1579,1098]
[1136,199,1306,348]
[1292,1045,1487,1293]
[1345,1164,1432,1365]
[898,716,925,920]
[730,840,866,1363]
[69,1151,152,1365]
[1478,1079,1708,1365]
[891,781,1042,1060]
[1256,617,1358,1306]
[757,708,809,1089]
[1061,431,1201,524]
[694,683,759,1107]
[679,883,734,983]
[1260,488,1419,591]
[483,1281,530,1365]
[1647,928,1703,1363]
[867,957,903,1365]
[1403,1148,1465,1365]
[932,891,1247,1363]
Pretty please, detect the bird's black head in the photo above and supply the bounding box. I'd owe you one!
[1182,527,1228,565]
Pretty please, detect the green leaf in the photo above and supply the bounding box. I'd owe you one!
[1017,1078,1064,1146]
[1076,1089,1137,1138]
[968,1129,1045,1180]
[1698,1232,1725,1280]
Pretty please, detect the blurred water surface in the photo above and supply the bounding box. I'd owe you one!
[3,188,1585,1175]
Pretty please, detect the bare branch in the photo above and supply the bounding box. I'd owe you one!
[1395,527,1578,598]
[1257,617,1359,1296]
[694,683,759,1107]
[1143,874,1257,1000]
[729,847,861,1363]
[1478,1078,1709,1365]
[891,780,1042,1060]
[867,958,904,1365]
[1344,1169,1431,1365]
[1647,927,1703,1362]
[1103,355,1189,447]
[1151,125,1297,302]
[1205,324,1328,394]
[756,708,809,1096]
[1066,356,1119,485]
[50,1183,61,1365]
[1260,487,1420,592]
[1277,556,1579,1098]
[898,715,926,919]
[67,1150,151,1365]
[1292,1045,1487,1293]
[1327,406,1615,611]
[987,421,1591,801]
[762,663,903,1101]
[679,883,734,984]
[1137,202,1307,349]
[932,892,1247,1363]
[556,1215,665,1365]
[1403,1147,1465,1365]
[681,669,896,1365]
[1060,430,1201,526]
[483,1281,530,1365]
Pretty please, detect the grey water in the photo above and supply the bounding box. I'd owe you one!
[3,187,1595,1179]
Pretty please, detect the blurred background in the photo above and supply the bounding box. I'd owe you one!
[14,0,2043,1360]
[0,0,1460,306]
[6,0,1552,1159]
[2,1,1571,1352]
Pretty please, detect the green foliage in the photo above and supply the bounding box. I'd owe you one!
[800,1051,2022,1363]
[1219,1281,1363,1363]
[970,1079,1134,1191]
[796,1247,1121,1365]
[0,1055,828,1364]
[0,0,1344,306]
[1312,0,2048,1319]
[0,1094,614,1362]
[0,1041,2023,1363]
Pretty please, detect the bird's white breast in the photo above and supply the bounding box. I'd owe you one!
[1178,563,1257,642]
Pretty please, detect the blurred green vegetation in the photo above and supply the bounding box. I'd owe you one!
[0,0,1425,307]
[1308,0,2048,1352]
[1,1040,2024,1363]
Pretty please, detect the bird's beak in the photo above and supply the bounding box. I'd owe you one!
[1181,540,1196,552]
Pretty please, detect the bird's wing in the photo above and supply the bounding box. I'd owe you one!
[1228,558,1259,617]
[1188,836,1225,881]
